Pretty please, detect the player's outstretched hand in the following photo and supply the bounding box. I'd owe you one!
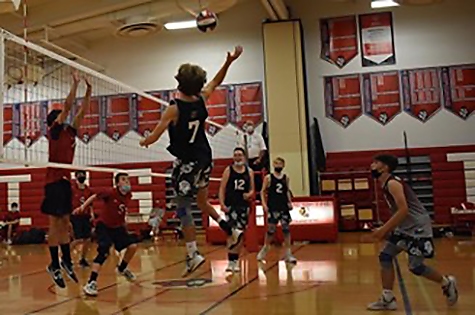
[84,76,92,88]
[72,71,80,84]
[227,46,243,63]
[139,138,150,148]
[72,207,82,215]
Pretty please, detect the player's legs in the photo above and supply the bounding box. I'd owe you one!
[57,215,78,283]
[71,216,92,267]
[84,223,112,296]
[6,225,13,244]
[281,212,296,263]
[258,211,278,261]
[226,206,249,272]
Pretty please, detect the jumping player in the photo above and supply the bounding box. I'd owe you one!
[78,173,138,297]
[257,157,296,263]
[219,148,255,272]
[41,72,91,288]
[364,154,458,311]
[140,46,244,275]
[70,170,93,268]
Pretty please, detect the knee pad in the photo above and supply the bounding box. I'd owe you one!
[267,224,276,236]
[282,223,290,236]
[378,252,394,269]
[409,263,428,276]
[177,207,194,227]
[93,247,109,265]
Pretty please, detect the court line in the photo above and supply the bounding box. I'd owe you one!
[394,258,413,315]
[26,246,224,314]
[199,244,306,315]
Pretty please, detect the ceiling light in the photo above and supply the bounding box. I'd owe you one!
[371,0,400,9]
[164,20,197,30]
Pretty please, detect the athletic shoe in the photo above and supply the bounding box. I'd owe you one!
[79,258,91,268]
[46,265,66,288]
[60,260,79,283]
[226,260,236,272]
[367,296,397,311]
[228,228,244,250]
[118,268,136,282]
[284,253,297,264]
[182,252,205,277]
[257,246,269,261]
[83,281,98,297]
[442,275,458,306]
[232,261,241,273]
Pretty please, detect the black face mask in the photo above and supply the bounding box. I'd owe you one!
[371,169,383,179]
[274,167,283,173]
[77,176,86,184]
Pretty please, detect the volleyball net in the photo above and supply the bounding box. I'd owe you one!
[0,28,240,178]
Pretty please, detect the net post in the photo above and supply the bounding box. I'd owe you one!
[0,29,5,159]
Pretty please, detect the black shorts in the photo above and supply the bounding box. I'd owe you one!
[95,222,137,253]
[268,210,292,226]
[226,206,250,230]
[70,215,92,240]
[171,159,212,198]
[41,179,72,217]
[387,231,435,259]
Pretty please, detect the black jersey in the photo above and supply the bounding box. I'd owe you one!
[268,174,289,211]
[225,165,251,207]
[167,97,212,164]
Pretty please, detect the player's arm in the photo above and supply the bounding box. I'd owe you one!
[286,176,293,208]
[201,46,243,100]
[379,180,409,236]
[244,169,255,201]
[73,194,97,215]
[260,175,270,210]
[72,77,91,130]
[56,71,80,125]
[140,105,178,147]
[219,167,231,210]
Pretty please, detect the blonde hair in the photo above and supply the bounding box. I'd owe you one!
[175,63,207,96]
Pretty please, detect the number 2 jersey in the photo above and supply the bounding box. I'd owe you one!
[225,165,251,208]
[268,174,290,211]
[167,97,212,165]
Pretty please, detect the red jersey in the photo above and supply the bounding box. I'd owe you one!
[71,181,93,216]
[5,211,20,223]
[45,121,77,184]
[96,188,131,228]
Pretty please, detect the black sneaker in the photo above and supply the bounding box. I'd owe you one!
[79,258,91,268]
[60,260,79,283]
[46,265,66,288]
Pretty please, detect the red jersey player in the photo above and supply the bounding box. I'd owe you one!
[40,72,91,288]
[70,170,94,268]
[76,173,138,297]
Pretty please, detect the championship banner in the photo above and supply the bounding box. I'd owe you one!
[441,64,475,119]
[324,75,362,128]
[19,101,45,146]
[229,82,263,129]
[362,71,401,125]
[320,16,358,68]
[76,97,100,143]
[3,104,13,145]
[106,94,131,141]
[401,68,442,122]
[136,91,168,137]
[205,86,229,135]
[359,12,396,67]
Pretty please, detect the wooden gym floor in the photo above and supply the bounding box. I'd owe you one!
[0,233,473,315]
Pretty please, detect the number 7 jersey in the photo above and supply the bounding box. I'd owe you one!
[167,97,212,164]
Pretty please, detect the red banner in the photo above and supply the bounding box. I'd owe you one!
[3,104,13,145]
[363,71,401,125]
[205,86,229,135]
[441,65,475,119]
[325,75,362,128]
[137,91,166,137]
[359,12,396,67]
[106,95,130,141]
[229,83,263,129]
[402,68,442,122]
[320,16,358,68]
[76,97,100,143]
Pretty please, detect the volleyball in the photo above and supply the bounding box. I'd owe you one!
[196,9,218,33]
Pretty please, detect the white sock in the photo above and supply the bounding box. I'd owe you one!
[382,289,394,301]
[186,241,198,257]
[285,248,291,256]
[441,276,450,287]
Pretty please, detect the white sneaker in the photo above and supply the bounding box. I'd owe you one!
[232,261,241,273]
[182,252,205,277]
[226,260,236,272]
[257,247,269,261]
[285,253,297,264]
[367,296,397,311]
[6,239,12,245]
[83,281,98,297]
[228,229,244,250]
[442,275,458,306]
[118,268,136,282]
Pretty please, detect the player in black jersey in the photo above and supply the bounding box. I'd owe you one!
[219,148,255,273]
[257,157,296,263]
[140,46,244,276]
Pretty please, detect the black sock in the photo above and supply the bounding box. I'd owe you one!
[49,246,60,269]
[228,253,239,262]
[118,260,128,273]
[60,243,72,264]
[219,219,232,236]
[89,271,98,282]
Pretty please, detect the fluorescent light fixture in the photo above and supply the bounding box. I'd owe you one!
[371,0,400,9]
[164,20,197,30]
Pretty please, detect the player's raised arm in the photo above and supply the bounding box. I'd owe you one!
[202,46,243,100]
[140,105,178,147]
[219,166,231,211]
[57,71,80,125]
[72,77,91,130]
[260,174,270,211]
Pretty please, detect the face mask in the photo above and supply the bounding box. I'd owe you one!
[274,167,283,173]
[77,176,86,184]
[234,161,245,166]
[371,169,383,179]
[120,185,131,194]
